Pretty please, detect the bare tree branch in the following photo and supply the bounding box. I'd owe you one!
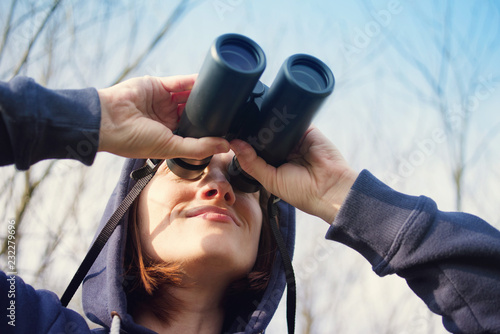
[12,0,62,77]
[357,1,499,211]
[0,0,19,63]
[34,166,88,281]
[0,161,56,257]
[466,120,500,168]
[113,0,191,84]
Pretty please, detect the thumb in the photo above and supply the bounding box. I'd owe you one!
[165,135,230,160]
[230,139,278,191]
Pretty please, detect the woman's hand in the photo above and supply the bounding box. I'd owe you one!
[231,126,358,224]
[97,74,229,159]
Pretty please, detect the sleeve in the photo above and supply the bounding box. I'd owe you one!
[1,271,91,333]
[0,76,101,170]
[325,170,500,334]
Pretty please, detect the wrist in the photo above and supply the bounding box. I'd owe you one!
[319,168,358,224]
[97,88,114,153]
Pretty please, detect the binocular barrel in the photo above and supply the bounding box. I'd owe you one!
[167,34,266,178]
[166,34,335,192]
[228,54,335,192]
[250,54,334,166]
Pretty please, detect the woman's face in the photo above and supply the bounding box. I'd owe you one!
[137,152,263,283]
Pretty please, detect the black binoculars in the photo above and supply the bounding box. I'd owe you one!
[166,33,335,192]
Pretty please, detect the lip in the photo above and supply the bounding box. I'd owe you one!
[185,206,241,226]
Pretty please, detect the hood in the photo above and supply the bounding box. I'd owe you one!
[82,158,296,333]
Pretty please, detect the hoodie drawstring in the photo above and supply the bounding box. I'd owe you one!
[110,313,121,334]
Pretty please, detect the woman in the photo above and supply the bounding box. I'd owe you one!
[82,152,295,333]
[1,75,500,333]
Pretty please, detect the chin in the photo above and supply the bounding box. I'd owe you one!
[195,239,256,275]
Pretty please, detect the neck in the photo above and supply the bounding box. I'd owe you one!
[134,273,231,334]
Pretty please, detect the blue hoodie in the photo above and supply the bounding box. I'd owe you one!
[2,76,500,333]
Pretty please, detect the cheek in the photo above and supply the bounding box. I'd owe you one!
[251,206,263,242]
[238,196,263,250]
[139,175,193,225]
[136,178,193,258]
[138,184,171,234]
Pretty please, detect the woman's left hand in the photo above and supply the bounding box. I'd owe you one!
[231,126,358,224]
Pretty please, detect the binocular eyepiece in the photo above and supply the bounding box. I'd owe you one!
[166,33,335,192]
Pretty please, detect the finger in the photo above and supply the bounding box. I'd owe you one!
[165,135,230,160]
[230,139,277,191]
[158,74,198,92]
[171,90,191,104]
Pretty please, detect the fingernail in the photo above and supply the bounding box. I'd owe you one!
[229,139,243,151]
[217,143,230,152]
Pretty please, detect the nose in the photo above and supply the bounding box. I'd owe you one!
[199,168,236,206]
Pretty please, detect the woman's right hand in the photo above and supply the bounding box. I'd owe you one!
[98,75,230,160]
[230,126,358,224]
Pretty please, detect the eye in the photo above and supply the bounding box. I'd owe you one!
[167,169,206,183]
[189,170,206,181]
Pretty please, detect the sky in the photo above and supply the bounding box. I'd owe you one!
[1,0,500,332]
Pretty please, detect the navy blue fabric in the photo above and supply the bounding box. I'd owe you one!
[327,170,500,334]
[0,272,91,334]
[0,76,100,170]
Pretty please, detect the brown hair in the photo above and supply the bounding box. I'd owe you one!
[123,188,277,325]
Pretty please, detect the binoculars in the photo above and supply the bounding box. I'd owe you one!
[166,33,335,192]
